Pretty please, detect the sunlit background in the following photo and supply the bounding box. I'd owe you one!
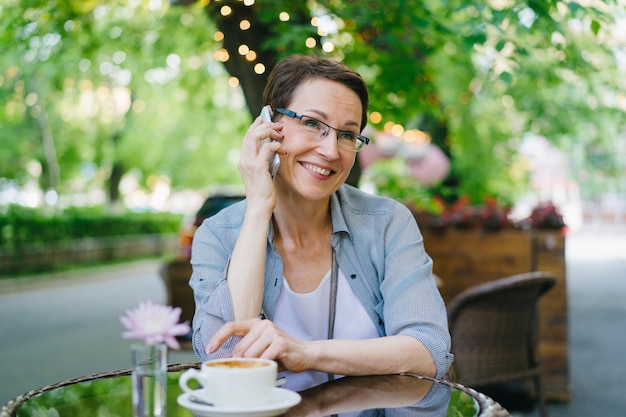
[1,0,625,230]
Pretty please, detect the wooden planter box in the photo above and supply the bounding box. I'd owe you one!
[422,228,570,402]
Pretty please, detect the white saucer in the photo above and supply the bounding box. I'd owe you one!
[177,387,302,417]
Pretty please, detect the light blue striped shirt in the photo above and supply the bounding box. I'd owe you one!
[190,184,453,378]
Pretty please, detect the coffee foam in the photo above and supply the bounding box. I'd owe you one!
[205,360,269,369]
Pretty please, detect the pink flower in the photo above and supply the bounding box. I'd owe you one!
[120,300,191,350]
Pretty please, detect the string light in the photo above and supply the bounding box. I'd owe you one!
[254,63,266,74]
[369,112,382,124]
[238,44,250,55]
[404,130,417,142]
[322,41,334,52]
[390,123,404,137]
[403,129,431,144]
[214,48,229,62]
[380,118,432,144]
[207,3,334,78]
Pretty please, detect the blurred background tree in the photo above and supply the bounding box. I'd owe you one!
[1,0,250,208]
[1,0,624,212]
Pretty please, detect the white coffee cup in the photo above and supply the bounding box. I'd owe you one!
[179,358,278,407]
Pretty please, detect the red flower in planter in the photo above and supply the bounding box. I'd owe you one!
[478,197,512,232]
[528,202,566,229]
[412,196,565,232]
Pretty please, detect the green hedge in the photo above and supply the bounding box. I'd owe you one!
[0,205,183,251]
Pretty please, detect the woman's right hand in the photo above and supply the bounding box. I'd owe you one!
[206,318,314,373]
[237,115,284,212]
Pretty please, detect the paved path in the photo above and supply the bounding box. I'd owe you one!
[516,228,626,417]
[1,229,625,415]
[0,259,197,404]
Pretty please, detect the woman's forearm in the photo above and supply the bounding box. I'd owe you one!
[226,206,273,320]
[306,335,436,377]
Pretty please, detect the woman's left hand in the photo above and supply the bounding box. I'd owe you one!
[206,318,312,372]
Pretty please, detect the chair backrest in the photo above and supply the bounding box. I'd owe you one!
[159,260,194,324]
[447,271,556,387]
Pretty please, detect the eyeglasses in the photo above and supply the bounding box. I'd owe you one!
[275,108,370,152]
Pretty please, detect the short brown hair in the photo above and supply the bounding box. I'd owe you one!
[262,54,369,132]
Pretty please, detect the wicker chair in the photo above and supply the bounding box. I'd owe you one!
[446,271,556,417]
[159,259,194,349]
[159,259,194,324]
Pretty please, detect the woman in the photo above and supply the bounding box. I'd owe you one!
[190,54,453,390]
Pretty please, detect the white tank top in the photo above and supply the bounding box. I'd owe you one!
[273,267,379,391]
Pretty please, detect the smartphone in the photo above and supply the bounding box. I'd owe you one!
[260,105,280,178]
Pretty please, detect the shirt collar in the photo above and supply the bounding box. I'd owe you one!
[330,188,351,242]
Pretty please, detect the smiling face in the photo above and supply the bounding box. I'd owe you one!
[275,77,362,203]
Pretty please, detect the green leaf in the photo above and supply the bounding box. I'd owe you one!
[590,19,601,35]
[499,71,513,84]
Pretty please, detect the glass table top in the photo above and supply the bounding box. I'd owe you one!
[3,365,506,417]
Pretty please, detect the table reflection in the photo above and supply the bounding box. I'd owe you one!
[287,374,453,416]
[3,364,496,417]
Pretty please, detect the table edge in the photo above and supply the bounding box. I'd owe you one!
[1,365,509,417]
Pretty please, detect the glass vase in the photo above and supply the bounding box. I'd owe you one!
[131,343,167,417]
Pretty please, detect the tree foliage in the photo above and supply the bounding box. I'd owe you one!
[198,0,625,203]
[1,0,249,204]
[1,0,624,208]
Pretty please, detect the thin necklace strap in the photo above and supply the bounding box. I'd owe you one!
[327,248,338,382]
